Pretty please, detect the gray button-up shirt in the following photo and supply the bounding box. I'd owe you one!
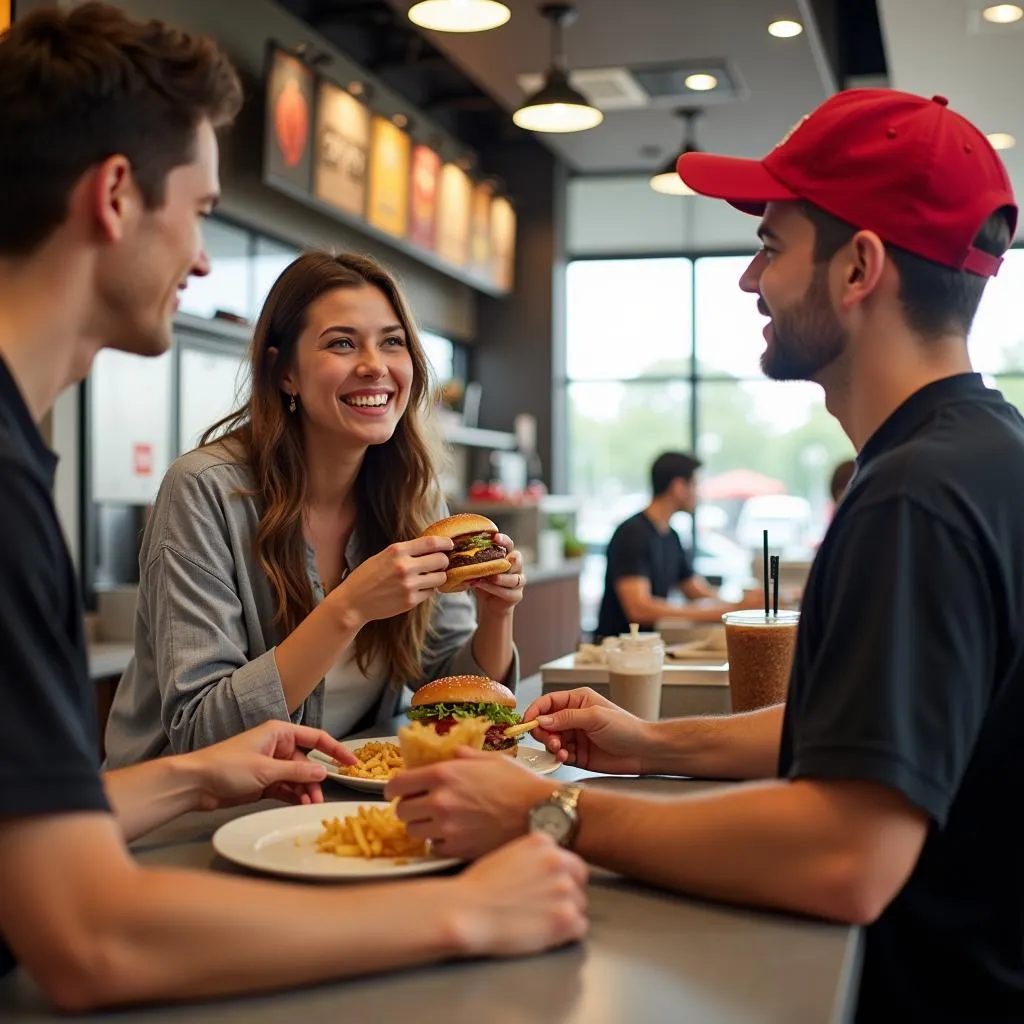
[104,443,516,767]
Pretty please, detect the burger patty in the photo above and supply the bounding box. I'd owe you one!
[433,718,515,750]
[450,545,507,565]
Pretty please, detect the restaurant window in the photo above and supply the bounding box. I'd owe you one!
[177,217,251,321]
[252,235,301,318]
[563,247,1024,632]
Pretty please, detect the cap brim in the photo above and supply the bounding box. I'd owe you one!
[676,152,797,215]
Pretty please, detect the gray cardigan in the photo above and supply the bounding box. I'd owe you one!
[103,443,517,767]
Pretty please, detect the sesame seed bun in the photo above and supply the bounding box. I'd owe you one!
[411,675,517,708]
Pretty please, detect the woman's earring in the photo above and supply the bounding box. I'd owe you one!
[288,394,297,414]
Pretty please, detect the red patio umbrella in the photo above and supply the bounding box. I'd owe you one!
[699,468,787,501]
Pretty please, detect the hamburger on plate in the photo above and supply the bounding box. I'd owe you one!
[408,675,521,756]
[422,513,511,593]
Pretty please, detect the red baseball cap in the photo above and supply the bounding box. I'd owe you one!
[677,89,1017,277]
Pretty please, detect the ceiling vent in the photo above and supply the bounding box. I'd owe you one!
[516,66,649,110]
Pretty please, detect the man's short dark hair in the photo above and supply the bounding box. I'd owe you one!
[0,2,242,256]
[651,452,702,496]
[798,200,1013,340]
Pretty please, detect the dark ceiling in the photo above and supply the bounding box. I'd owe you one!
[277,0,886,164]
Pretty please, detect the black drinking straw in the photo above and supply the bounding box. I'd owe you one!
[771,555,780,617]
[762,530,770,618]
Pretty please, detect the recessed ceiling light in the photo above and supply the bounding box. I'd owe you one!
[768,19,803,38]
[685,73,718,92]
[982,4,1023,23]
[987,132,1016,150]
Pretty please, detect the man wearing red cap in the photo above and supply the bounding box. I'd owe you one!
[391,90,1024,1018]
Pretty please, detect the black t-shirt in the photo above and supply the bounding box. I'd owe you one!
[0,357,109,979]
[595,512,693,638]
[779,374,1024,1019]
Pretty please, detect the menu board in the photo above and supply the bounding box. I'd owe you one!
[489,195,517,292]
[261,45,515,294]
[470,180,493,277]
[314,80,370,217]
[409,144,441,251]
[366,116,411,238]
[436,163,472,268]
[263,48,314,194]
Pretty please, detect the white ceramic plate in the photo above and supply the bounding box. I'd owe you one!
[309,734,560,791]
[211,802,461,880]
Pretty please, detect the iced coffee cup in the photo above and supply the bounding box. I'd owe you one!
[722,610,799,713]
[605,631,664,720]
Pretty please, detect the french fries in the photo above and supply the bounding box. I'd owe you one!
[503,719,538,739]
[336,740,404,780]
[315,803,427,860]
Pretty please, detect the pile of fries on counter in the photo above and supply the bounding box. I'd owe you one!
[315,803,426,862]
[333,740,403,781]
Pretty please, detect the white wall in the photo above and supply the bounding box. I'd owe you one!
[568,176,760,256]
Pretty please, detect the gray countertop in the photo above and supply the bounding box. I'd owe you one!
[88,641,134,682]
[0,703,861,1023]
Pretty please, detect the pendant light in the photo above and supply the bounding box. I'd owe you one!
[408,0,511,33]
[650,109,702,195]
[513,2,603,134]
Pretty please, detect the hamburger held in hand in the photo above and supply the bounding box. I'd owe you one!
[408,676,521,756]
[422,513,511,594]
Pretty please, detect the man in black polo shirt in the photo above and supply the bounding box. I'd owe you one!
[0,4,586,1011]
[388,89,1024,1018]
[595,451,752,638]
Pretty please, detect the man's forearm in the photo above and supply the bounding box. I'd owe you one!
[629,595,734,625]
[103,757,202,843]
[572,779,909,924]
[640,704,784,780]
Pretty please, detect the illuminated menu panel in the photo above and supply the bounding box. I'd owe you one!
[436,162,472,268]
[489,195,517,292]
[409,144,441,251]
[366,116,411,238]
[1,1,10,32]
[314,80,370,218]
[470,180,493,278]
[263,49,314,194]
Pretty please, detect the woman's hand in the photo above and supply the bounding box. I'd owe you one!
[464,534,525,618]
[330,535,453,628]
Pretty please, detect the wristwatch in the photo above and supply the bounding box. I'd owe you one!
[529,784,583,849]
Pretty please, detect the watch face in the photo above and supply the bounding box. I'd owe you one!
[531,803,571,844]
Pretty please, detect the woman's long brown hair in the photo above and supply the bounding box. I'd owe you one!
[200,251,443,685]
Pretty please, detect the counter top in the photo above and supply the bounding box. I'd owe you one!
[522,558,584,584]
[88,641,134,681]
[0,708,861,1022]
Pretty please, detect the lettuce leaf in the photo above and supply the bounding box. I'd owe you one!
[408,702,521,727]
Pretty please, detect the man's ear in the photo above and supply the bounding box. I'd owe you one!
[90,155,138,243]
[839,230,887,309]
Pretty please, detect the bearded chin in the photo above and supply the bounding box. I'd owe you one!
[760,281,848,382]
[760,328,846,381]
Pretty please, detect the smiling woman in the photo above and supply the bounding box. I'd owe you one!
[104,252,522,768]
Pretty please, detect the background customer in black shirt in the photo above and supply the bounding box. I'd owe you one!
[0,4,586,1012]
[389,90,1024,1020]
[596,451,757,638]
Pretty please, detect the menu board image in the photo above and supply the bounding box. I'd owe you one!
[409,145,441,251]
[489,195,517,292]
[470,180,493,277]
[366,116,411,238]
[264,48,314,193]
[436,163,472,268]
[314,80,370,218]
